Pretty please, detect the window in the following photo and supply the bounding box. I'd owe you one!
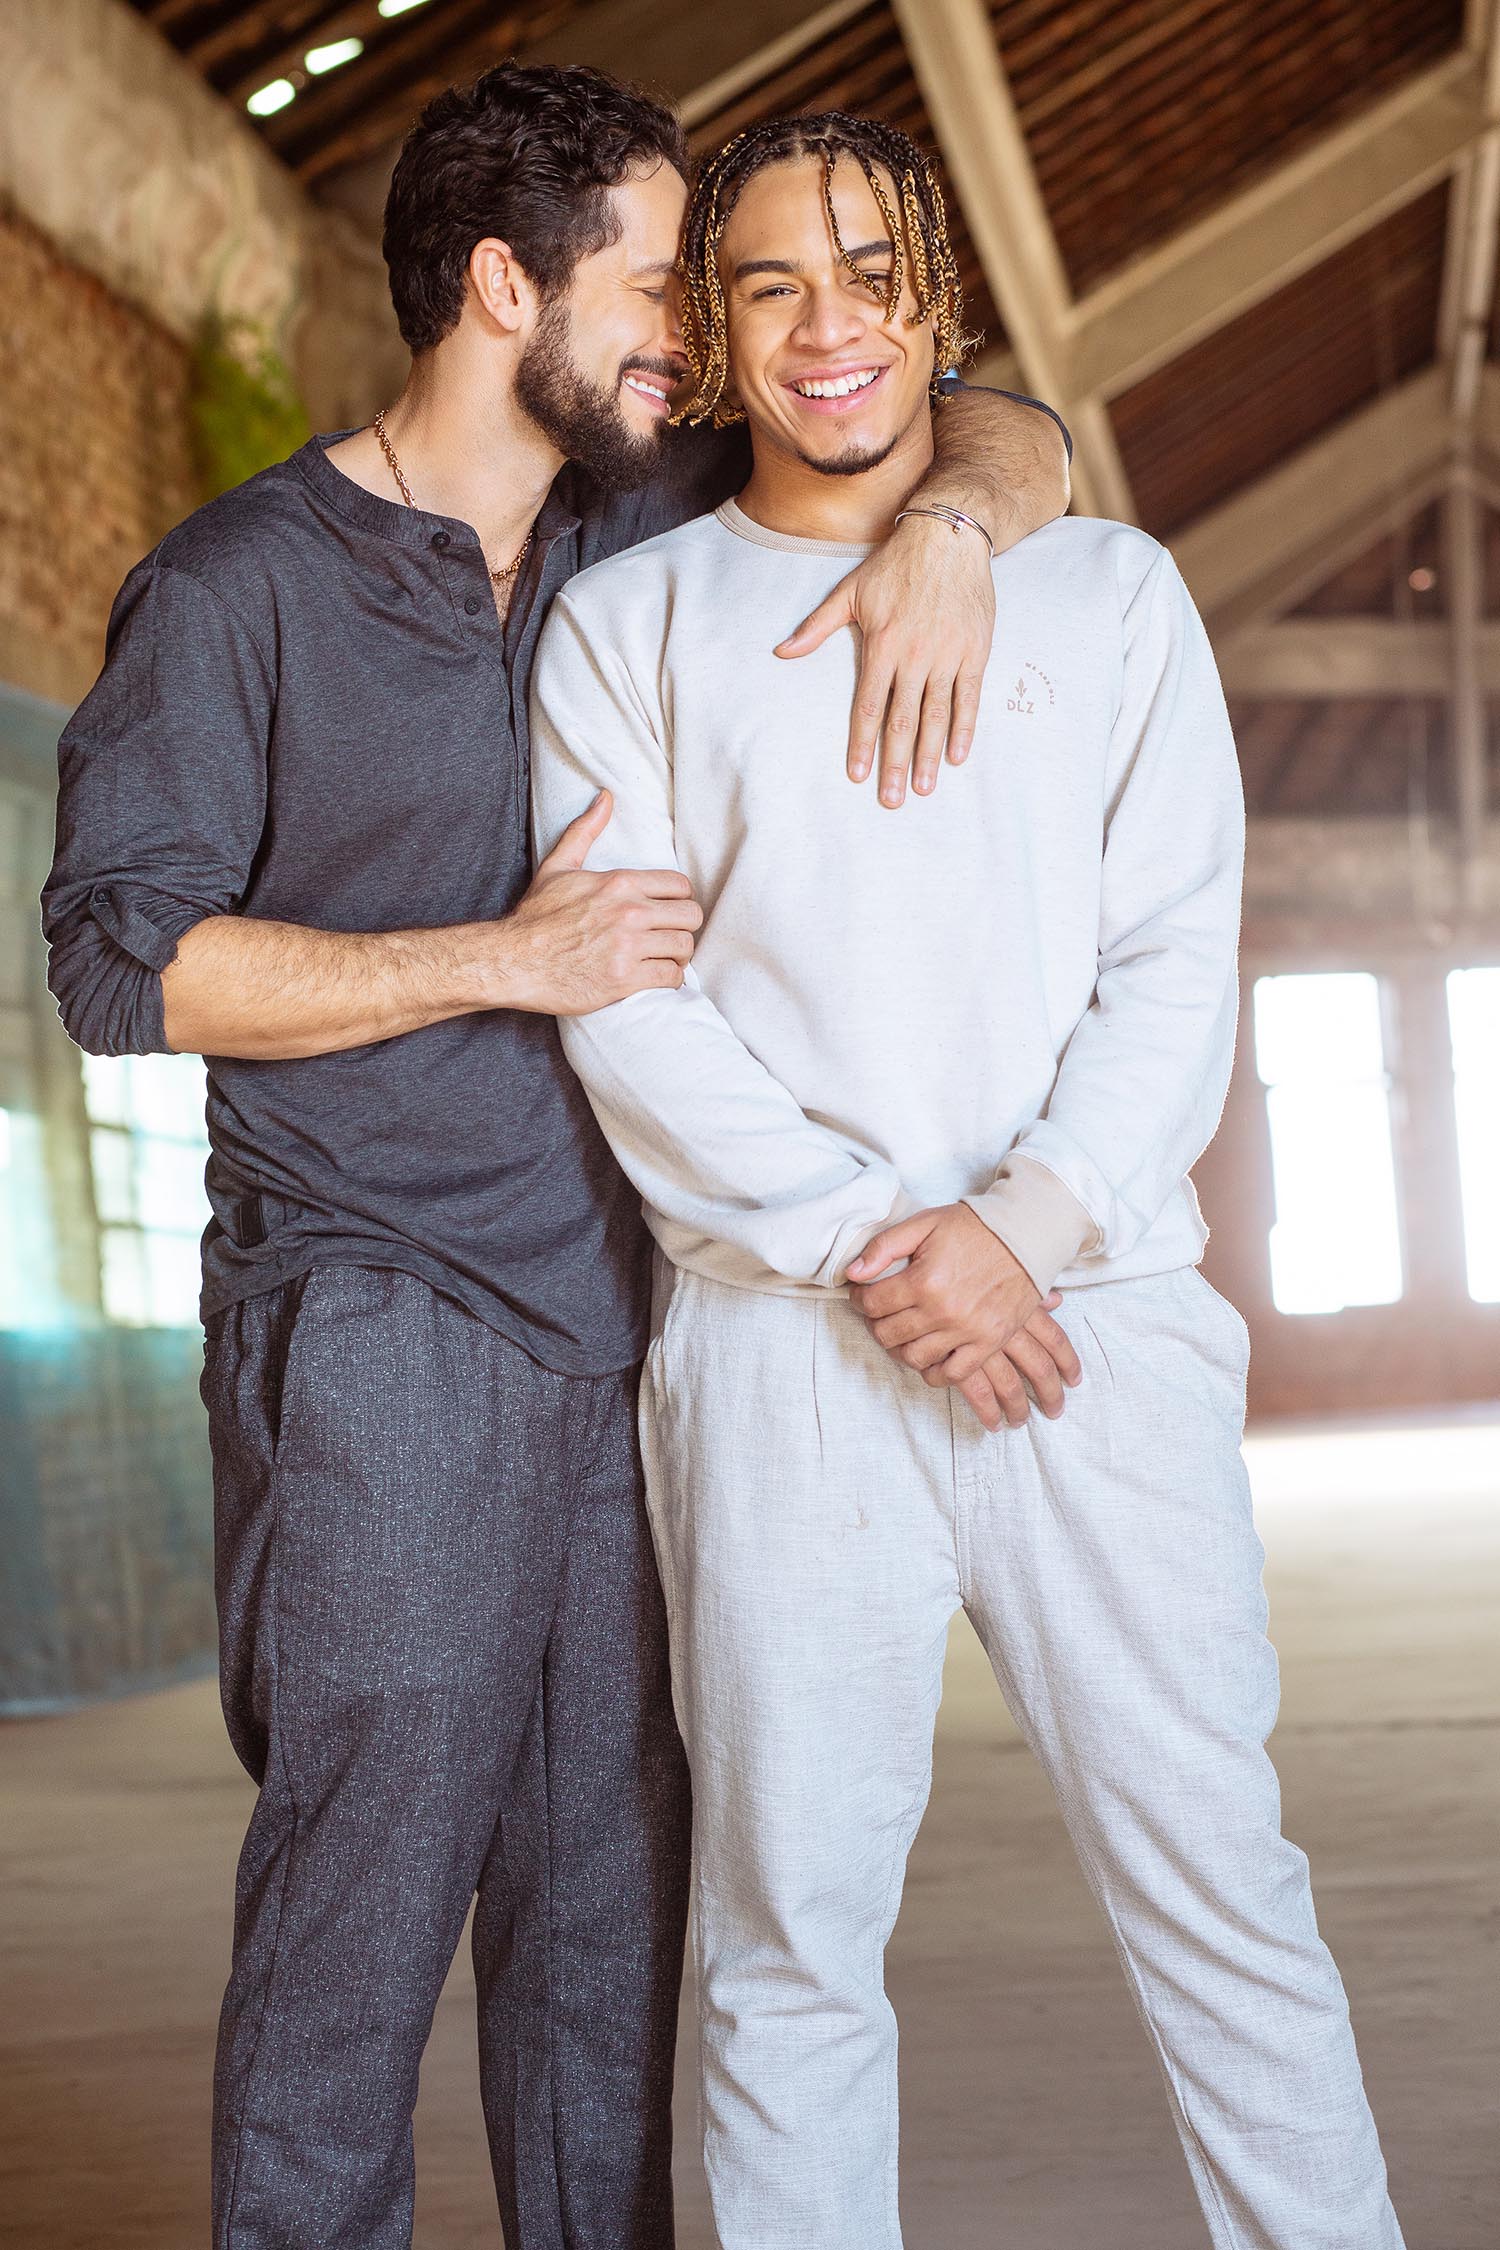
[1446,966,1500,1306]
[0,1105,67,1330]
[81,1053,211,1326]
[1252,972,1404,1316]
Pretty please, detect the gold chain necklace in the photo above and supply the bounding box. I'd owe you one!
[373,408,534,593]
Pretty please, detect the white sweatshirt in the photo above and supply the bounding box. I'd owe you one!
[528,501,1243,1300]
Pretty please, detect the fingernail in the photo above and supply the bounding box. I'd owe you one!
[881,787,902,807]
[851,764,870,781]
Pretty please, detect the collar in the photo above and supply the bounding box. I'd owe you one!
[293,432,583,556]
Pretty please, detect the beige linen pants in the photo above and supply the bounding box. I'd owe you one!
[640,1262,1402,2250]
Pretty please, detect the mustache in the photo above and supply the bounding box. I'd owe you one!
[619,354,688,384]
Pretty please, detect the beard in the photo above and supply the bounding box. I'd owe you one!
[515,294,668,494]
[797,430,904,479]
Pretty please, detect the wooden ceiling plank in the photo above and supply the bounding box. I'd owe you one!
[1063,53,1482,402]
[219,0,384,98]
[1110,185,1448,537]
[889,0,1134,519]
[142,0,239,33]
[267,0,524,171]
[680,0,876,129]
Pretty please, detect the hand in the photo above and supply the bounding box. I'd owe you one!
[847,1200,1042,1362]
[774,514,994,806]
[949,1302,1083,1433]
[503,791,702,1015]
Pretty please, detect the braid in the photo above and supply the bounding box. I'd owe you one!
[675,109,974,427]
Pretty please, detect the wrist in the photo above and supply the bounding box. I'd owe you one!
[893,501,994,558]
[396,921,516,1017]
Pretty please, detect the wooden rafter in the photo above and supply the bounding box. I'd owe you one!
[217,2,377,97]
[262,0,530,181]
[1064,54,1483,403]
[889,0,1133,519]
[1218,619,1500,697]
[1172,368,1452,627]
[1433,1,1500,901]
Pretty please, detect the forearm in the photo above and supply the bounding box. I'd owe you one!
[1010,953,1240,1262]
[561,994,909,1287]
[920,387,1071,550]
[160,912,506,1060]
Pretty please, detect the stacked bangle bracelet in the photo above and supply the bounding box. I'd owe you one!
[892,502,996,558]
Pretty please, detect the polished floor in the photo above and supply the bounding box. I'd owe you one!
[2,1412,1496,2249]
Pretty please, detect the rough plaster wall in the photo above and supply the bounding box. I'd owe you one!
[0,0,403,428]
[0,211,199,706]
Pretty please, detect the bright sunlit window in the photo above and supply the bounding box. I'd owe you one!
[81,1054,211,1327]
[1446,966,1500,1304]
[1252,971,1404,1316]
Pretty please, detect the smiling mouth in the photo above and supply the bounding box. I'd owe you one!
[621,370,675,413]
[784,364,891,409]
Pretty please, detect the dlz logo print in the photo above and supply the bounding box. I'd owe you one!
[1006,660,1056,717]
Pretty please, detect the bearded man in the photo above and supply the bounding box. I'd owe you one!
[41,59,1068,2250]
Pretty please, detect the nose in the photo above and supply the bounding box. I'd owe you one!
[795,279,868,354]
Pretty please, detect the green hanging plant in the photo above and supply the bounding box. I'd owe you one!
[188,314,311,501]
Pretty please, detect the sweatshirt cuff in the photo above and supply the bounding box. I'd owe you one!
[962,1157,1098,1295]
[832,1183,924,1287]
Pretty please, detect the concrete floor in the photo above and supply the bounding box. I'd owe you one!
[2,1412,1497,2250]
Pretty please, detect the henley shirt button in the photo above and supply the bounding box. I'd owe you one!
[431,531,451,550]
[464,594,482,615]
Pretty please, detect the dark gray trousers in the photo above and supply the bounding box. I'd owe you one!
[202,1265,689,2250]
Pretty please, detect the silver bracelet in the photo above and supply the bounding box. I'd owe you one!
[893,502,995,559]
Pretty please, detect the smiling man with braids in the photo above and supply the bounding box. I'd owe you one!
[530,111,1405,2250]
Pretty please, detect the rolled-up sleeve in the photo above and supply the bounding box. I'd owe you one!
[42,561,273,1055]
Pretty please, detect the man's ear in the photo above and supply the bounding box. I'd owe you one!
[467,238,536,338]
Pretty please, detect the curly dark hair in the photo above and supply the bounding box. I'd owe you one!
[676,110,972,428]
[382,62,688,354]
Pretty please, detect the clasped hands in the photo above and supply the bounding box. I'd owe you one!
[847,1204,1081,1433]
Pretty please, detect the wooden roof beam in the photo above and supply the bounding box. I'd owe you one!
[1218,619,1500,698]
[1436,7,1500,906]
[889,0,1134,523]
[1172,367,1453,629]
[1439,2,1500,426]
[1065,54,1485,403]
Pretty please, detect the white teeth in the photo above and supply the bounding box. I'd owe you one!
[624,375,669,400]
[793,368,880,399]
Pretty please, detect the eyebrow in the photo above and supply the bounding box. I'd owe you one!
[630,257,681,278]
[732,241,894,279]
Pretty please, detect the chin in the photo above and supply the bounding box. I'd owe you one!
[797,429,903,479]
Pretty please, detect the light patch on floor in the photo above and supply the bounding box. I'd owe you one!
[1,1412,1495,2248]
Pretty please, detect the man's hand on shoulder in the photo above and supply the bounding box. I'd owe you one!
[847,1201,1082,1433]
[771,386,1069,808]
[775,513,994,808]
[499,789,703,1016]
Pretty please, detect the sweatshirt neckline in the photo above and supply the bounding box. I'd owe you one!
[715,496,875,561]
